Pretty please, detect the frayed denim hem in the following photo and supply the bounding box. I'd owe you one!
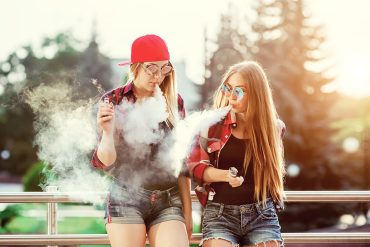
[199,237,240,247]
[251,239,284,247]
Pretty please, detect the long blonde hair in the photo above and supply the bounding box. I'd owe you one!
[214,61,285,205]
[129,63,179,127]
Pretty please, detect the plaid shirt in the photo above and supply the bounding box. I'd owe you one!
[91,82,186,170]
[186,112,286,206]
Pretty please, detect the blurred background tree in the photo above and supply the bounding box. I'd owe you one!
[202,0,367,231]
[0,30,112,178]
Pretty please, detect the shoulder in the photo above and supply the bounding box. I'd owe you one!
[101,85,130,105]
[177,93,186,118]
[177,93,184,107]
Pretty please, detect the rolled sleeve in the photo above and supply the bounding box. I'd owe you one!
[91,150,110,170]
[192,162,210,185]
[186,135,212,186]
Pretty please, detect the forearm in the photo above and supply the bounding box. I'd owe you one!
[178,175,192,239]
[178,175,192,213]
[202,166,229,183]
[97,131,116,166]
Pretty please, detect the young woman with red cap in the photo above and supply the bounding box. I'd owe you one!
[91,34,191,247]
[187,61,286,247]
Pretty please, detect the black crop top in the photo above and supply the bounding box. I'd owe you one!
[211,134,256,205]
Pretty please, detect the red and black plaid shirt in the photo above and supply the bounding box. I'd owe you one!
[91,82,186,170]
[186,112,286,206]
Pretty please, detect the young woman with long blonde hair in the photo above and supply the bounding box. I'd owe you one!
[187,61,286,247]
[92,34,191,247]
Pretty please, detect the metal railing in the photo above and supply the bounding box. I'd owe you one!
[0,191,369,245]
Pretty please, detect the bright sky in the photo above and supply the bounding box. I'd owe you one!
[1,0,370,98]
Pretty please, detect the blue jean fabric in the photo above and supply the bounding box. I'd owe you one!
[105,182,184,230]
[201,198,283,246]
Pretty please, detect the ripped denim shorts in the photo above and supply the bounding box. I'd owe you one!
[201,198,283,246]
[105,182,184,230]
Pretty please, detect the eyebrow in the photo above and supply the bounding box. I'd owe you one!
[225,82,246,88]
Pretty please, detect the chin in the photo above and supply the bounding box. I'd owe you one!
[148,83,158,89]
[147,85,155,90]
[232,107,247,114]
[233,109,243,113]
[231,106,240,112]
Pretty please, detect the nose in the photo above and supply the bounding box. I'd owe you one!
[227,92,237,101]
[153,71,163,79]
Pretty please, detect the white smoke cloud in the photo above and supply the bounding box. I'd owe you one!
[25,82,231,204]
[25,83,110,205]
[115,86,168,157]
[157,106,231,176]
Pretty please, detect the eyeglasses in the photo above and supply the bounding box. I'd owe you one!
[141,62,173,77]
[221,83,245,101]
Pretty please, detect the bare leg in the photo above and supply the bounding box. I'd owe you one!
[106,223,146,247]
[244,240,282,247]
[148,220,188,247]
[203,238,235,247]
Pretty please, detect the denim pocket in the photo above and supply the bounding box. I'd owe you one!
[203,203,223,221]
[257,205,277,220]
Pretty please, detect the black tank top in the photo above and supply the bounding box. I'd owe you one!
[211,134,256,205]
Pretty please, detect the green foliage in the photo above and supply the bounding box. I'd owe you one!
[0,204,21,232]
[58,217,106,234]
[22,161,52,191]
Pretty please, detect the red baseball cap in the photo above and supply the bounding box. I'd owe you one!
[118,34,170,66]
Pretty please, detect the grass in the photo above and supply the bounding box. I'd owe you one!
[6,216,106,234]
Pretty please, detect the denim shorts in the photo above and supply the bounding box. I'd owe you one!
[201,198,283,246]
[105,183,184,230]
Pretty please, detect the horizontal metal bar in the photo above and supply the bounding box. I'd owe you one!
[284,191,370,202]
[0,233,369,245]
[0,234,108,245]
[1,191,370,203]
[282,233,370,243]
[0,192,107,203]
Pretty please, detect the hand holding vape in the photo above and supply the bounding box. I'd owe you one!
[229,167,238,177]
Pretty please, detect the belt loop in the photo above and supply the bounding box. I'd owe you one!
[219,203,224,216]
[167,190,172,206]
[254,200,261,214]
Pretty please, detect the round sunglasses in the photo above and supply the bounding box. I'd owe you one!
[141,62,173,77]
[221,83,245,101]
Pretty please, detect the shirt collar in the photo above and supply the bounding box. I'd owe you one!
[223,110,236,126]
[123,81,134,95]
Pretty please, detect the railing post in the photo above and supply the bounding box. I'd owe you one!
[46,186,58,247]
